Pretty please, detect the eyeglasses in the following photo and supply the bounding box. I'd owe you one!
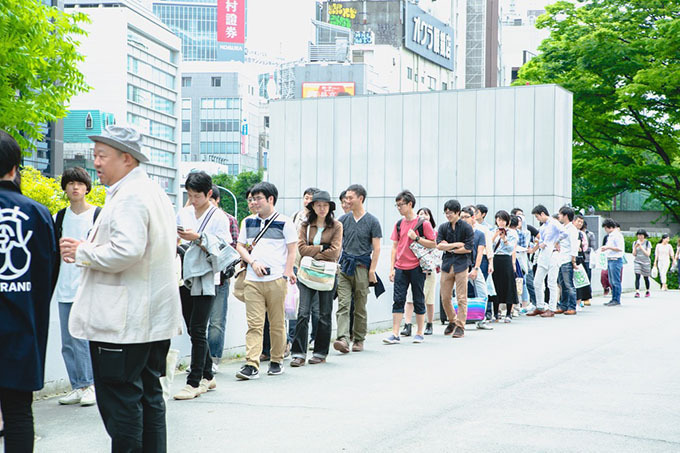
[395,202,407,208]
[460,214,471,219]
[247,195,266,203]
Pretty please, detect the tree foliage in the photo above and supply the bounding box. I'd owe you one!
[515,0,680,223]
[212,171,263,223]
[0,0,90,151]
[20,166,105,214]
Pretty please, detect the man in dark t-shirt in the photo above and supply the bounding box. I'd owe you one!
[334,184,382,353]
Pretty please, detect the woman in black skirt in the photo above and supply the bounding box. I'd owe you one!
[491,211,519,322]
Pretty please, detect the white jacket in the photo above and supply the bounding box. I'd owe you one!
[69,168,183,343]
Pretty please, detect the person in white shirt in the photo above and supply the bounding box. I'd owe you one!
[555,206,579,315]
[174,172,232,400]
[235,182,297,380]
[601,218,624,306]
[527,205,563,317]
[53,167,99,407]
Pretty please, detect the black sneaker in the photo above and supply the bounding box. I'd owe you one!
[236,365,259,380]
[267,362,284,375]
[424,322,433,335]
[400,323,412,337]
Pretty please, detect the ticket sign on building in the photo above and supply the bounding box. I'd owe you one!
[404,3,454,71]
[302,82,355,98]
[217,0,246,62]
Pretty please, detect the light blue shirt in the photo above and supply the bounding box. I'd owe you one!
[494,229,518,256]
[538,217,563,251]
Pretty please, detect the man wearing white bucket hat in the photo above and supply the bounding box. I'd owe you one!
[59,125,182,452]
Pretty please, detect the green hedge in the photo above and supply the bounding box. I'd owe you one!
[623,235,679,289]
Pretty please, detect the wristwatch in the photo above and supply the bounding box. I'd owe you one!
[414,236,420,242]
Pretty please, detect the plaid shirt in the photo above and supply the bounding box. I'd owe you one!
[225,212,239,248]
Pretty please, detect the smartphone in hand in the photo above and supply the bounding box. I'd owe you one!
[177,226,185,232]
[263,267,271,276]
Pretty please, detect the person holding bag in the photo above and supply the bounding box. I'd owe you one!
[290,191,343,366]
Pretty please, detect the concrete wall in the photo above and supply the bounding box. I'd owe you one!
[269,84,572,230]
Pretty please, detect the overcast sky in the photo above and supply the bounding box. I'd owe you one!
[246,0,317,61]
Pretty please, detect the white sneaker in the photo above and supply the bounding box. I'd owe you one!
[173,384,202,400]
[211,361,219,374]
[79,386,96,407]
[59,388,85,405]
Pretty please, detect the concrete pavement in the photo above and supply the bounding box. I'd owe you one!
[19,291,680,452]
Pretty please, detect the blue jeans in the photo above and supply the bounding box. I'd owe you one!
[58,302,94,389]
[526,266,537,305]
[607,258,623,303]
[208,279,229,359]
[557,263,577,311]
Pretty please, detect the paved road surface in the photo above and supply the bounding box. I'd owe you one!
[18,291,680,452]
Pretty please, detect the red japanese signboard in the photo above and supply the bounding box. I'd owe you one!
[217,0,245,44]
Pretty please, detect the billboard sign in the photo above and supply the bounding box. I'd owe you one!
[217,0,246,62]
[404,3,454,71]
[301,82,355,98]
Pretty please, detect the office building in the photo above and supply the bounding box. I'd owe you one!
[64,0,182,203]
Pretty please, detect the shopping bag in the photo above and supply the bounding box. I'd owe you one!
[486,273,497,297]
[573,264,590,289]
[651,266,658,279]
[593,250,608,270]
[284,280,298,317]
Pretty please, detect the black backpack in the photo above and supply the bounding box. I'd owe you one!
[396,217,425,240]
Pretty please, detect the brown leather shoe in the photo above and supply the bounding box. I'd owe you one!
[308,356,326,364]
[351,341,364,352]
[554,309,565,314]
[333,339,350,354]
[583,300,591,306]
[564,309,577,315]
[290,357,305,367]
[452,326,465,338]
[540,310,555,317]
[526,309,545,317]
[259,354,270,362]
[444,322,455,335]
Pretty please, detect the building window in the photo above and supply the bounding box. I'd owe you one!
[421,76,425,83]
[85,113,93,129]
[407,67,413,80]
[211,77,221,87]
[414,72,418,82]
[182,144,190,154]
[264,116,270,128]
[182,77,192,87]
[182,120,190,132]
[442,82,448,90]
[429,76,437,90]
[182,99,191,109]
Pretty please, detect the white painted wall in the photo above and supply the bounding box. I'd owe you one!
[269,84,572,229]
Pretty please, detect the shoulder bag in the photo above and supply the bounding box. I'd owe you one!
[401,218,441,273]
[233,213,279,302]
[298,224,338,291]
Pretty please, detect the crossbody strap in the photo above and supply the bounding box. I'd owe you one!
[197,206,217,234]
[252,212,279,248]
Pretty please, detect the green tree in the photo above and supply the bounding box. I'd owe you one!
[212,171,263,223]
[0,0,89,151]
[515,0,680,223]
[20,166,105,214]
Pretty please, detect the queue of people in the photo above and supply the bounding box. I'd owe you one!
[1,124,677,453]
